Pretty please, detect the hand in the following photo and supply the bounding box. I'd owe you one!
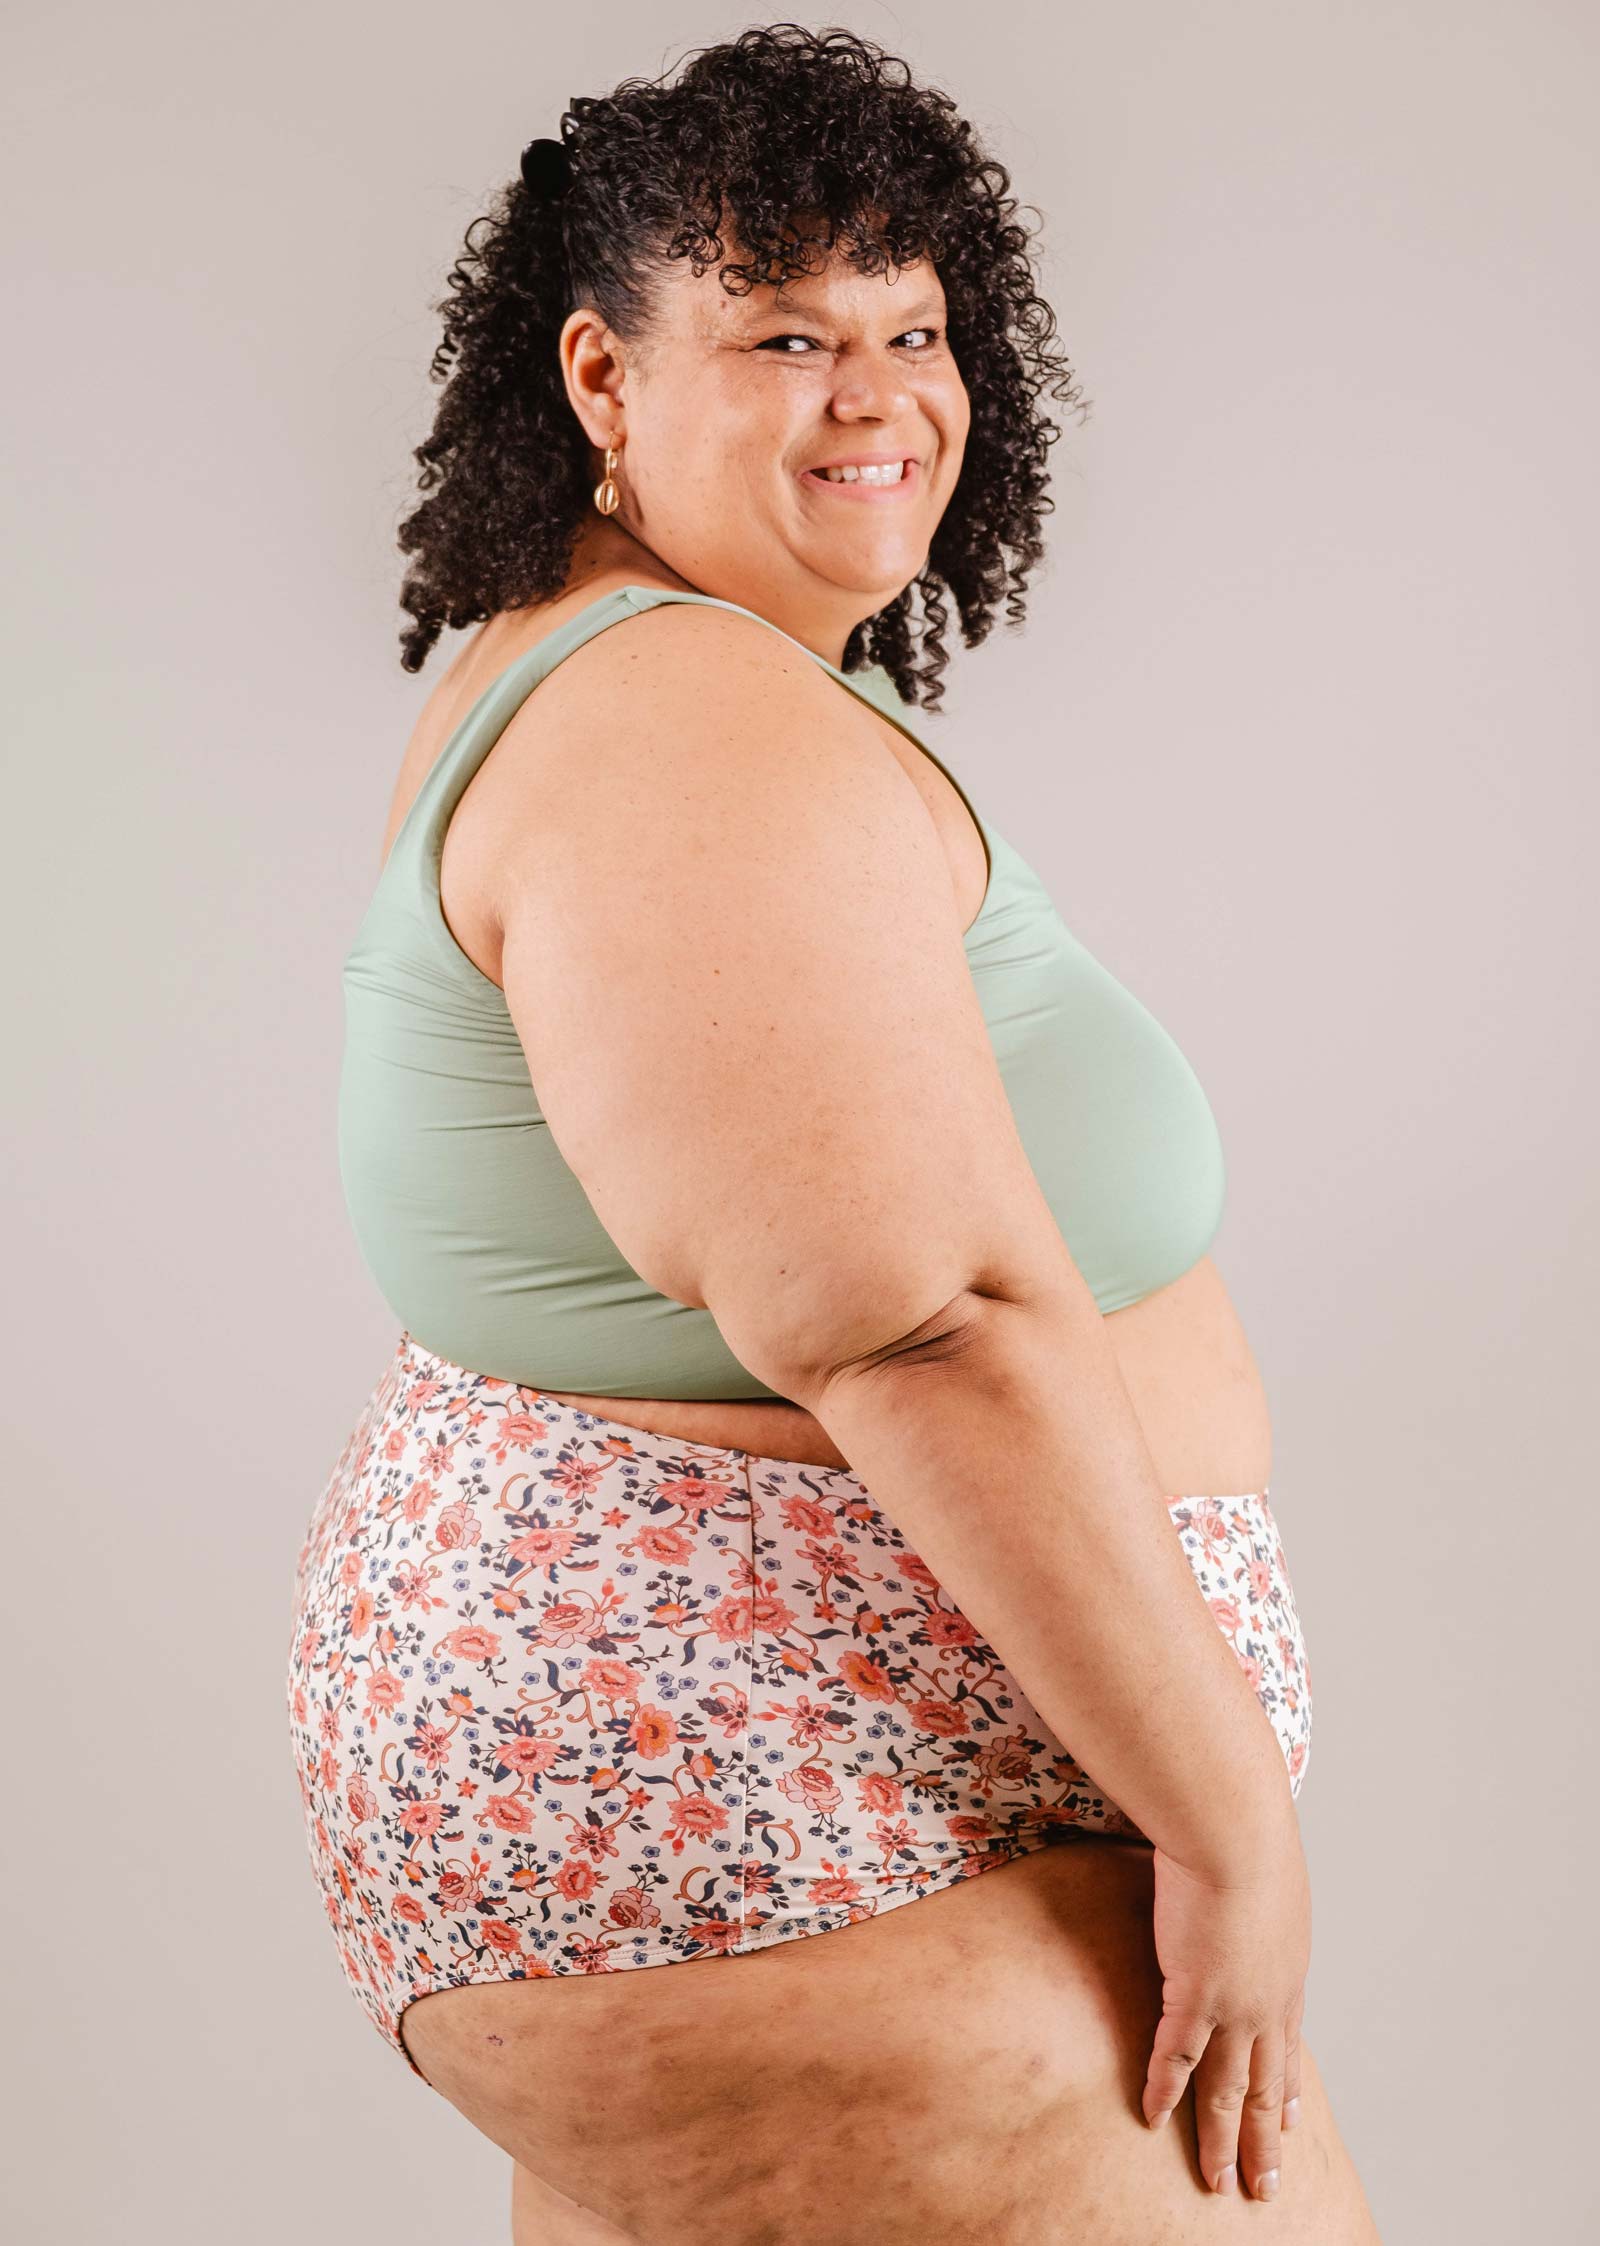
[1141,1820,1312,2201]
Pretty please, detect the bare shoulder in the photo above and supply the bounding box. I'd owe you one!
[474,595,908,904]
[504,593,871,747]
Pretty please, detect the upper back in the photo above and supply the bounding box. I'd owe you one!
[337,583,1226,1398]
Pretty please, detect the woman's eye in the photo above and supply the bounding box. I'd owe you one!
[757,327,942,354]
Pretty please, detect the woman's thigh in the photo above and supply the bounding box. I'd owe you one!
[404,1840,1381,2246]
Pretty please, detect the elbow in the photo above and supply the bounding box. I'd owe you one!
[757,1262,1082,1417]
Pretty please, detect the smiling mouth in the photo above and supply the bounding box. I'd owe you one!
[800,458,921,498]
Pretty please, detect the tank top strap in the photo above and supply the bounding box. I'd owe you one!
[619,585,1002,930]
[383,586,649,946]
[379,581,1008,986]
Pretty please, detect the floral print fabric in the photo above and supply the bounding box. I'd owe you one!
[286,1330,1313,2080]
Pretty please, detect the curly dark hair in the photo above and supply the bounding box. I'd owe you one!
[395,22,1090,707]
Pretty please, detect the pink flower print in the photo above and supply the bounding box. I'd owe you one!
[780,1493,836,1538]
[630,1523,696,1565]
[435,1855,490,1910]
[434,1498,483,1550]
[771,1694,844,1750]
[659,1471,740,1525]
[947,1814,999,1845]
[549,1453,610,1502]
[557,1859,607,1903]
[699,1683,750,1739]
[440,1622,503,1665]
[399,1796,448,1847]
[410,1720,455,1774]
[401,1481,439,1524]
[604,1886,664,1930]
[533,1597,612,1649]
[907,1695,967,1737]
[390,1556,448,1615]
[479,1793,536,1835]
[480,1919,523,1959]
[627,1704,679,1759]
[805,1862,865,1908]
[1247,1556,1275,1602]
[922,1607,981,1650]
[364,1668,407,1718]
[579,1657,640,1705]
[567,1821,624,1866]
[1186,1496,1229,1550]
[752,1589,800,1637]
[496,1733,564,1783]
[898,1555,943,1593]
[1207,1594,1244,1640]
[348,1587,376,1640]
[780,1763,844,1815]
[567,1935,623,1972]
[489,1408,551,1463]
[833,1650,899,1703]
[703,1592,754,1646]
[858,1772,906,1815]
[972,1730,1039,1796]
[506,1521,582,1573]
[418,1436,456,1480]
[663,1791,733,1853]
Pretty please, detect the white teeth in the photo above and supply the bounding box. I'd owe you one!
[818,460,906,484]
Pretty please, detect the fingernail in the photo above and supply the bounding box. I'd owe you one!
[1257,2168,1279,2200]
[1284,2097,1301,2129]
[1214,2164,1237,2195]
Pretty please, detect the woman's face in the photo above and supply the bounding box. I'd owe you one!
[562,231,970,659]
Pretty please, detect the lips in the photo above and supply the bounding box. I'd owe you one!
[799,458,921,499]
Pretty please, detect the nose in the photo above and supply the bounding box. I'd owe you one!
[824,346,916,423]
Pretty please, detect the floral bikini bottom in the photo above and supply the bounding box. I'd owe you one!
[285,1329,1313,2081]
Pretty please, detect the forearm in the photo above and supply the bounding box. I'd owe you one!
[808,1291,1295,1878]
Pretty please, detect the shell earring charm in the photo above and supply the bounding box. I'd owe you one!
[593,443,622,517]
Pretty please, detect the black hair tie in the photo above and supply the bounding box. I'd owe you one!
[520,136,572,201]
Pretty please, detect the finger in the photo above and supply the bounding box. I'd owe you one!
[1190,2025,1256,2195]
[1238,2025,1287,2201]
[1142,2007,1213,2132]
[1282,1984,1305,2130]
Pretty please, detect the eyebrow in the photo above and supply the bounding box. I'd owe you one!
[751,293,946,326]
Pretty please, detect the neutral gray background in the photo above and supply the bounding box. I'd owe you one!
[7,3,1595,2240]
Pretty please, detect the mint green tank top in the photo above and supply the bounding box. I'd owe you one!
[338,584,1226,1398]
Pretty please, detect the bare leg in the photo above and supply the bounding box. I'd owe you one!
[511,2155,643,2245]
[404,1841,1381,2246]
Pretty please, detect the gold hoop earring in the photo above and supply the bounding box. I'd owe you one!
[593,442,622,517]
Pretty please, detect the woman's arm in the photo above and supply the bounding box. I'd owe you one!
[776,1272,1295,1877]
[493,597,1291,1872]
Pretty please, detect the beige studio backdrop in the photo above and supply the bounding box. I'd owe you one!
[6,3,1595,2240]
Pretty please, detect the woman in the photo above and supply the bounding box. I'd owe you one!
[286,26,1382,2243]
